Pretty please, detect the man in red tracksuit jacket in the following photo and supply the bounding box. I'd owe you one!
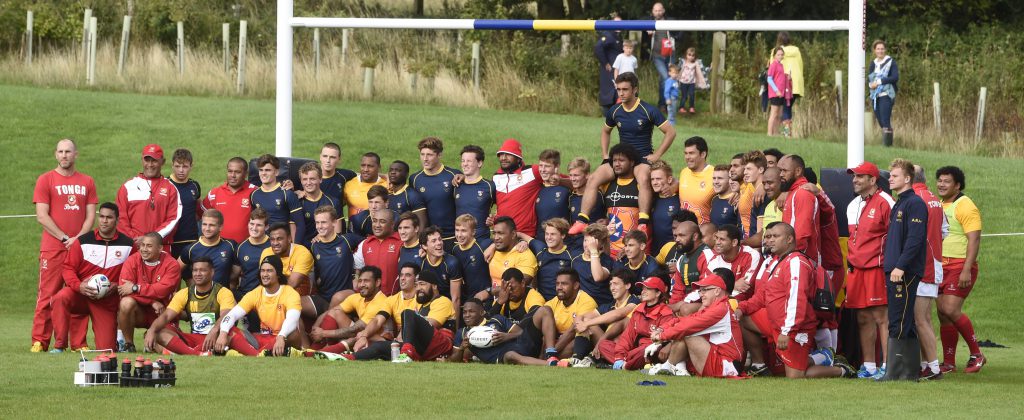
[492,138,544,235]
[116,232,180,352]
[778,155,820,262]
[736,223,853,379]
[598,277,675,370]
[116,144,182,249]
[654,273,743,377]
[51,203,134,352]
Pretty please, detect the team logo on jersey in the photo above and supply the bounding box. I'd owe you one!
[159,187,168,196]
[244,255,249,261]
[443,182,450,191]
[65,195,81,211]
[896,210,903,221]
[419,187,426,193]
[867,208,876,218]
[503,260,510,267]
[275,199,282,206]
[469,255,477,264]
[455,193,461,199]
[241,198,250,208]
[336,247,342,254]
[41,259,48,270]
[305,212,311,218]
[555,192,561,199]
[637,119,644,128]
[477,191,483,198]
[316,254,321,259]
[616,122,622,128]
[115,250,122,258]
[699,181,706,189]
[388,244,396,252]
[220,251,227,259]
[559,261,566,267]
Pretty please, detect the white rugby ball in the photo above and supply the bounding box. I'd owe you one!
[86,274,112,299]
[467,326,498,348]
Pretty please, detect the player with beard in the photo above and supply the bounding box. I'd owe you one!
[743,167,784,248]
[394,271,456,362]
[311,266,390,352]
[668,221,711,311]
[492,138,543,235]
[777,155,820,262]
[654,210,699,270]
[216,255,305,356]
[545,269,598,360]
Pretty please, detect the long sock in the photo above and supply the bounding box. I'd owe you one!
[829,329,839,349]
[117,330,125,342]
[814,329,830,349]
[164,336,200,355]
[320,342,349,354]
[572,336,593,359]
[940,324,959,365]
[863,361,877,373]
[953,315,981,355]
[228,333,259,356]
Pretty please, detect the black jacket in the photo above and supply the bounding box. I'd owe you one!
[883,189,928,277]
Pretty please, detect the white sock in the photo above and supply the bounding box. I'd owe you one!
[814,329,831,349]
[928,360,940,373]
[920,361,928,370]
[117,330,125,342]
[830,329,839,349]
[863,362,877,373]
[810,352,829,366]
[881,363,887,370]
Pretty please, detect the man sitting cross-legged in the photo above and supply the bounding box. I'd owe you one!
[144,257,236,355]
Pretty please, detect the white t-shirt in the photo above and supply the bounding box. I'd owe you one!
[612,54,638,75]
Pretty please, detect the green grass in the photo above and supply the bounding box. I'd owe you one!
[1,84,1023,417]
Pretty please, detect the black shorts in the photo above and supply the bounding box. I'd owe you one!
[769,97,785,106]
[308,295,330,316]
[472,318,543,364]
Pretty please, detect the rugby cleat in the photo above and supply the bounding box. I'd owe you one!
[810,347,834,366]
[964,354,986,373]
[572,356,595,368]
[919,367,943,381]
[871,366,887,380]
[855,365,877,379]
[745,364,770,377]
[648,362,676,376]
[121,342,137,353]
[834,359,856,378]
[116,338,126,352]
[72,346,90,352]
[224,350,245,357]
[546,356,560,367]
[392,354,413,364]
[48,348,64,354]
[568,221,588,235]
[31,341,46,353]
[939,363,956,374]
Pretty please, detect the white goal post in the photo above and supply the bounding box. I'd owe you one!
[275,0,868,167]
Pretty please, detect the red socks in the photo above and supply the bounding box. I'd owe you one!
[229,333,259,356]
[940,324,958,365]
[954,314,981,355]
[164,336,200,355]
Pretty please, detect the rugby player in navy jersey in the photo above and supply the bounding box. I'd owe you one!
[396,212,424,269]
[570,72,676,237]
[349,185,399,238]
[649,160,679,253]
[317,143,357,214]
[534,150,571,239]
[168,148,201,259]
[520,218,575,301]
[178,209,238,288]
[454,145,496,240]
[452,214,492,301]
[567,157,606,252]
[418,226,463,306]
[449,298,557,366]
[251,154,304,242]
[233,208,270,331]
[709,164,739,228]
[614,230,662,294]
[387,160,427,228]
[409,137,462,249]
[297,162,338,247]
[571,224,615,306]
[311,205,357,312]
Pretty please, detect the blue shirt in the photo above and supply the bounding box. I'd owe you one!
[399,243,423,271]
[235,237,271,300]
[409,166,462,237]
[747,199,769,238]
[884,189,928,277]
[452,238,493,299]
[651,194,679,253]
[169,178,201,244]
[312,234,356,301]
[420,254,463,299]
[604,99,667,157]
[180,237,237,286]
[454,178,496,239]
[530,240,576,301]
[534,185,571,238]
[389,185,426,216]
[251,185,305,235]
[321,169,357,214]
[299,192,337,248]
[615,255,661,294]
[710,195,739,228]
[571,253,615,306]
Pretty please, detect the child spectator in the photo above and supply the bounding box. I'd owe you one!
[612,40,638,79]
[677,47,707,114]
[663,65,681,125]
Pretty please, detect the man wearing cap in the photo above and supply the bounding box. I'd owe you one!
[492,138,545,235]
[651,273,742,377]
[736,223,854,379]
[594,276,674,370]
[845,160,894,379]
[116,144,182,249]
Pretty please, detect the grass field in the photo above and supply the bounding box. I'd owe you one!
[2,84,1023,417]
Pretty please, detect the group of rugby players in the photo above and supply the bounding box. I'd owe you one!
[32,72,985,380]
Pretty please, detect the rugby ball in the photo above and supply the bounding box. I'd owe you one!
[86,274,112,299]
[467,326,498,348]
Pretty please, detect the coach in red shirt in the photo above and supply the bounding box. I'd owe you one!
[845,161,894,378]
[116,232,180,352]
[116,144,182,248]
[31,139,98,352]
[202,157,258,243]
[354,209,403,295]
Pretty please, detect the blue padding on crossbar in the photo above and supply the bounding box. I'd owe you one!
[595,20,656,31]
[474,20,535,30]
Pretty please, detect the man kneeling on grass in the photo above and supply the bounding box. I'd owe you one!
[215,255,306,356]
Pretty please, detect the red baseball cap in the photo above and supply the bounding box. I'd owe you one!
[496,138,523,160]
[847,161,879,179]
[638,277,667,293]
[142,144,164,160]
[694,274,726,291]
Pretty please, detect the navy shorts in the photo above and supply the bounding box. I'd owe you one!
[472,316,542,363]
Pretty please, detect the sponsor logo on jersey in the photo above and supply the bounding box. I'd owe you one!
[65,194,81,211]
[159,187,168,196]
[241,198,250,208]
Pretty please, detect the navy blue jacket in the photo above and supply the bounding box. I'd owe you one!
[884,189,928,277]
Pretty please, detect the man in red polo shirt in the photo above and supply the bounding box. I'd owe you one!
[202,157,257,243]
[354,209,403,295]
[845,161,894,379]
[116,144,182,248]
[31,138,98,352]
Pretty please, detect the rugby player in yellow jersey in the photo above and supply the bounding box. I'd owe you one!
[215,255,305,356]
[144,257,236,355]
[677,137,715,224]
[571,269,641,367]
[344,263,421,360]
[310,266,389,353]
[544,269,598,363]
[488,216,538,292]
[395,270,456,361]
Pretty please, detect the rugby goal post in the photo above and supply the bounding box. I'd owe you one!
[275,0,868,167]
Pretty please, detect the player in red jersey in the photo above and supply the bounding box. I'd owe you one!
[911,165,947,379]
[116,232,181,352]
[115,144,182,248]
[202,157,257,243]
[705,224,760,301]
[777,155,819,262]
[31,138,98,352]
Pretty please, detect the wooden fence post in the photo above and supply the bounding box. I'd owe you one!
[25,11,33,65]
[835,70,843,120]
[363,66,375,98]
[237,20,247,94]
[222,23,230,73]
[82,9,92,61]
[341,29,350,65]
[710,32,726,114]
[932,82,942,134]
[560,34,570,57]
[87,17,97,85]
[176,21,185,76]
[471,41,481,92]
[975,87,987,144]
[118,16,131,76]
[313,28,321,78]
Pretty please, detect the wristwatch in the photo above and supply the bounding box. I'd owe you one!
[61,235,70,242]
[132,284,140,294]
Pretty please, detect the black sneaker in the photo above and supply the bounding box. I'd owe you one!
[834,359,856,378]
[122,342,137,353]
[919,368,944,381]
[593,359,613,369]
[745,364,771,377]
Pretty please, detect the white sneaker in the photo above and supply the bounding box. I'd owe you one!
[392,354,413,363]
[674,363,691,376]
[572,356,594,368]
[648,362,676,376]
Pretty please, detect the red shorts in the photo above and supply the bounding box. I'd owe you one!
[845,267,887,309]
[692,343,739,378]
[134,303,161,327]
[749,309,773,340]
[252,334,279,351]
[774,329,812,371]
[940,258,977,299]
[402,328,454,361]
[168,325,209,348]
